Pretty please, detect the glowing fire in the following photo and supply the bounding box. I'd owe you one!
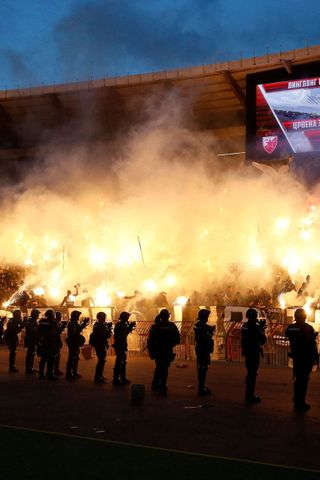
[250,253,264,268]
[282,251,300,275]
[275,217,290,232]
[303,297,315,317]
[3,116,320,313]
[143,279,157,293]
[175,296,189,306]
[33,287,45,296]
[48,287,61,300]
[165,275,177,287]
[89,245,107,267]
[94,287,112,307]
[278,294,286,310]
[300,230,312,241]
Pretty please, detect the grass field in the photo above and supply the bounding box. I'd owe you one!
[0,425,319,480]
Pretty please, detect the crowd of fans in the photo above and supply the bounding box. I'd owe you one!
[0,263,314,315]
[0,265,27,305]
[188,272,311,309]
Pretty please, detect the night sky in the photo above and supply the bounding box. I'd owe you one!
[1,0,320,89]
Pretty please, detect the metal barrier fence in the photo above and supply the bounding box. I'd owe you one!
[1,305,319,366]
[225,321,291,367]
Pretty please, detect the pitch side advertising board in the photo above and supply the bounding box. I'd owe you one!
[246,61,320,161]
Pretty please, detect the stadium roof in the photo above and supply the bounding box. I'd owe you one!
[0,45,320,162]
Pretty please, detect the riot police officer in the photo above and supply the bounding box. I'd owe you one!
[113,311,136,386]
[241,308,266,404]
[147,308,180,396]
[194,309,214,395]
[53,311,67,376]
[285,308,319,410]
[37,309,60,380]
[65,310,89,380]
[90,312,112,384]
[4,310,25,372]
[24,309,40,374]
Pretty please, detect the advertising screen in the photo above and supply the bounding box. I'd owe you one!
[256,76,320,158]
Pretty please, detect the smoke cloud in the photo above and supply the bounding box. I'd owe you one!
[0,92,319,307]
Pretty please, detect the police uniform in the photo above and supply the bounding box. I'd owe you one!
[194,316,214,395]
[65,311,87,380]
[54,313,67,376]
[113,313,135,385]
[241,314,266,403]
[37,311,60,380]
[4,311,25,372]
[91,315,112,383]
[285,316,318,409]
[148,310,180,395]
[24,310,40,373]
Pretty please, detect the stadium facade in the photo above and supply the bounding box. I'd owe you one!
[0,45,320,172]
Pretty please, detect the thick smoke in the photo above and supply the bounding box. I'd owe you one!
[0,93,319,306]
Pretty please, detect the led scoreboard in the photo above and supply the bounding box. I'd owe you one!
[246,61,320,161]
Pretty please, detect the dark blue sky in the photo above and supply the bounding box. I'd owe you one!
[1,0,320,89]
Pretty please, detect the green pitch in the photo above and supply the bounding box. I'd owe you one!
[0,425,318,480]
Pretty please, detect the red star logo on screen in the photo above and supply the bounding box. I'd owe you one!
[262,135,278,154]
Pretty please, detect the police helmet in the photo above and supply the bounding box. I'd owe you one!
[246,308,258,320]
[159,308,170,320]
[198,309,210,321]
[70,310,82,320]
[294,308,307,322]
[97,311,106,321]
[45,309,55,320]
